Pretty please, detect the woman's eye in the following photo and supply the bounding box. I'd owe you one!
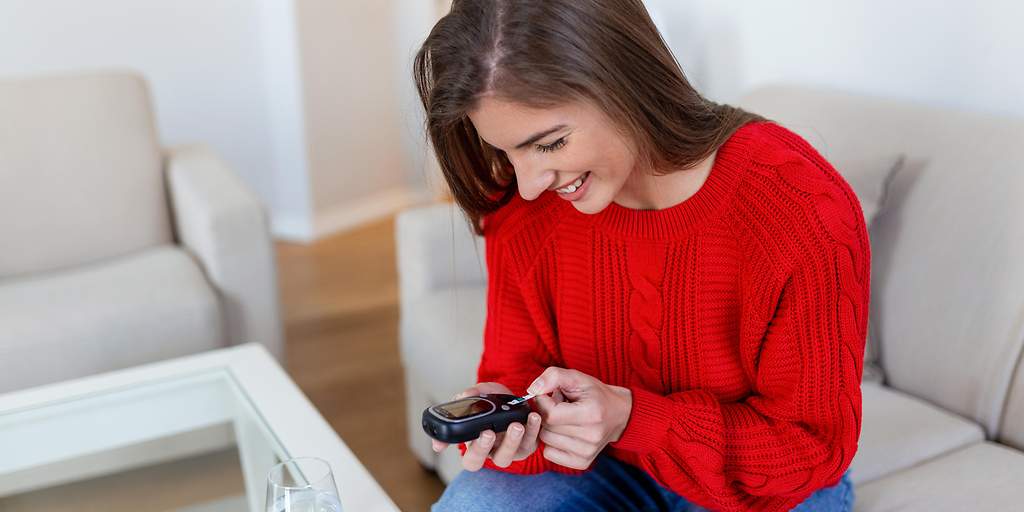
[536,137,567,153]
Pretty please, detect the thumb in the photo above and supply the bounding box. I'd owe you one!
[527,367,585,396]
[454,385,481,400]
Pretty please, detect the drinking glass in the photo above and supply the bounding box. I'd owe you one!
[265,457,342,512]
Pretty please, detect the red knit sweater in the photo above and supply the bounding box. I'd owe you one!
[464,121,869,511]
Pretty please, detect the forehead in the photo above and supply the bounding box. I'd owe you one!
[468,95,588,149]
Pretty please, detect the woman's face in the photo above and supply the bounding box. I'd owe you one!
[468,96,638,214]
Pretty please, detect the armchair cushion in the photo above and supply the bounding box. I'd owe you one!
[0,246,222,393]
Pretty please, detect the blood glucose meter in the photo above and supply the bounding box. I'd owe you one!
[422,393,532,444]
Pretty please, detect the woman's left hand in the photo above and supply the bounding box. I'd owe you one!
[527,367,633,470]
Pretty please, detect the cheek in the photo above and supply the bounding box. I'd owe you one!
[578,148,635,212]
[589,137,632,177]
[567,146,622,181]
[588,151,633,190]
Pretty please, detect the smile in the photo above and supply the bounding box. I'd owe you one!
[555,171,590,194]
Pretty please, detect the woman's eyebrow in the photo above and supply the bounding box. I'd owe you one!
[514,124,568,149]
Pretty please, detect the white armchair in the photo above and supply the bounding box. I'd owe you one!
[0,70,283,393]
[395,202,487,482]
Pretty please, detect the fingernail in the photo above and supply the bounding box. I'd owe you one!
[527,379,543,395]
[511,425,523,435]
[529,414,539,425]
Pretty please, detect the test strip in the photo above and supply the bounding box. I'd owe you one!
[506,393,535,406]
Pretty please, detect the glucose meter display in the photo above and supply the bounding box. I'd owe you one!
[435,397,492,419]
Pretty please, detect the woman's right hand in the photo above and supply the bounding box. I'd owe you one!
[431,382,543,471]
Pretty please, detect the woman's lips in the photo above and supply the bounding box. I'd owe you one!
[556,171,591,201]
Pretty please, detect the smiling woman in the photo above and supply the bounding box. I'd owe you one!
[466,97,722,213]
[413,1,866,512]
[413,0,763,232]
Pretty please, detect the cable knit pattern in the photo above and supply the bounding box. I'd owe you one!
[627,241,666,390]
[460,121,869,511]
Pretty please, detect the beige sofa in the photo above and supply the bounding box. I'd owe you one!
[397,85,1024,510]
[0,70,284,394]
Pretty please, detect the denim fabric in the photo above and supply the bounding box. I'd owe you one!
[432,453,854,512]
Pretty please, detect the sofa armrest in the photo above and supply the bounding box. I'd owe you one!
[165,144,284,362]
[395,202,486,311]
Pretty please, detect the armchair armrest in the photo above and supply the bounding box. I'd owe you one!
[165,144,284,362]
[395,202,486,311]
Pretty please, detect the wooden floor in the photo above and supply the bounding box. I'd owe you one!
[277,215,447,512]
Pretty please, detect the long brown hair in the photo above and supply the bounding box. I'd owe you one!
[414,0,764,234]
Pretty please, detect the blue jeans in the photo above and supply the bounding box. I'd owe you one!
[432,453,854,511]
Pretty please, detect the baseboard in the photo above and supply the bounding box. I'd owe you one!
[272,186,435,243]
[271,211,315,242]
[313,185,435,241]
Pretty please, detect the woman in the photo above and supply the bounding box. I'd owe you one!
[416,1,866,511]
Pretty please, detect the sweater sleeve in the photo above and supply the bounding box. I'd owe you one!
[457,226,586,475]
[609,237,868,511]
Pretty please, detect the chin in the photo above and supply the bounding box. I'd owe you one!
[570,197,611,215]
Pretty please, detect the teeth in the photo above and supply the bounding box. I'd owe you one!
[557,173,587,194]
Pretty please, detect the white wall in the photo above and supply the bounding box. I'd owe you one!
[393,0,452,201]
[646,0,1024,118]
[292,0,433,240]
[0,0,442,243]
[0,0,314,232]
[258,0,316,237]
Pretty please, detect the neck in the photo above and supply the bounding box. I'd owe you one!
[613,150,718,211]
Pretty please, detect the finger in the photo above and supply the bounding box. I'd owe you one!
[553,388,566,403]
[539,427,596,459]
[534,393,559,418]
[461,430,496,471]
[454,385,481,400]
[540,423,601,444]
[542,444,591,470]
[475,382,511,395]
[528,367,580,396]
[432,439,449,452]
[517,412,542,456]
[489,423,524,468]
[541,399,594,426]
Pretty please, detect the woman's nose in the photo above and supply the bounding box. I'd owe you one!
[515,166,556,201]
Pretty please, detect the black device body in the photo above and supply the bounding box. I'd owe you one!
[422,393,531,444]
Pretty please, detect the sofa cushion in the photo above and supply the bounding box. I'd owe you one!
[850,382,985,486]
[0,71,171,278]
[0,246,223,393]
[854,442,1024,511]
[400,285,486,402]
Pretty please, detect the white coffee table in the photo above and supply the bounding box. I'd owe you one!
[0,343,399,512]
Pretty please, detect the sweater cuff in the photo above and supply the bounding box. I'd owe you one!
[609,386,673,454]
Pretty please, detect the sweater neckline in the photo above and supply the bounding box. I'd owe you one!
[566,121,759,240]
